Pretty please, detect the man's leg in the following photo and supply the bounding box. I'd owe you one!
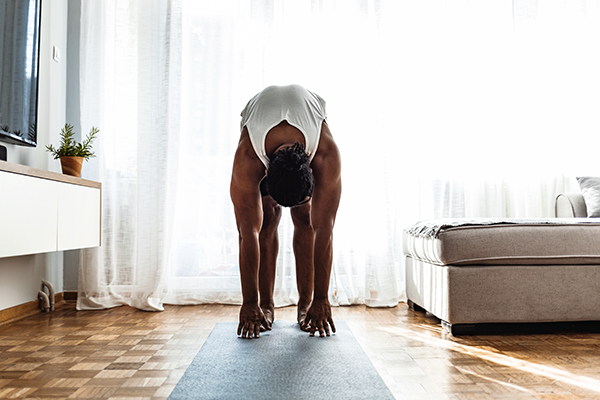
[290,203,314,328]
[259,196,281,328]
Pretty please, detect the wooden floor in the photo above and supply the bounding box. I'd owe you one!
[1,303,600,400]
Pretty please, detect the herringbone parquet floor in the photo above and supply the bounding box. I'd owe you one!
[1,302,600,399]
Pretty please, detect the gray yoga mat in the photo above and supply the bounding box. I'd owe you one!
[168,320,395,400]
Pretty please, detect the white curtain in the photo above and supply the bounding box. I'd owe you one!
[77,0,600,312]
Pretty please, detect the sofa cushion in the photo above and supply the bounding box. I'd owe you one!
[577,176,600,218]
[403,219,600,266]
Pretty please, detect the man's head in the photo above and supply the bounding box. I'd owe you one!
[266,142,313,207]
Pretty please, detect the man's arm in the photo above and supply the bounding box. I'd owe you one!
[303,123,342,337]
[230,134,267,338]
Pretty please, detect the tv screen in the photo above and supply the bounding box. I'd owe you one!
[0,0,42,147]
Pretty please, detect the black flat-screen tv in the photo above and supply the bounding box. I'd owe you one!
[0,0,42,147]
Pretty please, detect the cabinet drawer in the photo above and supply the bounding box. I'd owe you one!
[0,172,58,257]
[57,183,101,251]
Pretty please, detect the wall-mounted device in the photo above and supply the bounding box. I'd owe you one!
[0,0,43,153]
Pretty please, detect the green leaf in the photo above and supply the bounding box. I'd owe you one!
[46,123,99,160]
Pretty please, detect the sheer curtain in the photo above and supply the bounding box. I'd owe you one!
[77,0,600,311]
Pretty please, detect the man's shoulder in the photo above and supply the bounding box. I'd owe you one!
[314,129,339,161]
[236,143,261,167]
[233,138,264,183]
[234,129,259,162]
[311,127,341,182]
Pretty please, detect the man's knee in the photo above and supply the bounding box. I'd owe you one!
[291,205,312,231]
[313,218,335,238]
[261,201,281,231]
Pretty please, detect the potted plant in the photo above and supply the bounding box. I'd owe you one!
[46,123,99,177]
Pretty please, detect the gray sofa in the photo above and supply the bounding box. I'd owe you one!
[403,192,600,335]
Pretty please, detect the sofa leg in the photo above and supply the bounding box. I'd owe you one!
[407,299,425,313]
[442,321,476,336]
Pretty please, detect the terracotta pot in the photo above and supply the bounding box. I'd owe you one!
[60,156,84,177]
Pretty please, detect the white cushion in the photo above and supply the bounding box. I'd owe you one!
[577,176,600,218]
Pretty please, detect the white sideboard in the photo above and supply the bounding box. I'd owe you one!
[0,161,101,258]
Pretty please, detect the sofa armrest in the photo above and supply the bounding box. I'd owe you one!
[555,193,587,218]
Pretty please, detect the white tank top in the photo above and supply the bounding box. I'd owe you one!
[240,85,327,168]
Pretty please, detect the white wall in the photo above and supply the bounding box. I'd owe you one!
[0,0,69,311]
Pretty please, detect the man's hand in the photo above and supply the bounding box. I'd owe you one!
[238,303,268,339]
[301,298,336,337]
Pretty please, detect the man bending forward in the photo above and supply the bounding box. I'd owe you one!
[230,85,341,338]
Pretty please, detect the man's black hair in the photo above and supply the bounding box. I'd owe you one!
[265,142,314,207]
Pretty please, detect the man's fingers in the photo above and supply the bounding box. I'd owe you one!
[318,321,325,337]
[237,322,243,336]
[329,318,336,333]
[309,322,317,337]
[241,324,252,339]
[245,323,256,339]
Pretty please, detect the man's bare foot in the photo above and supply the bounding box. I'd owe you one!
[260,304,274,331]
[297,300,311,331]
